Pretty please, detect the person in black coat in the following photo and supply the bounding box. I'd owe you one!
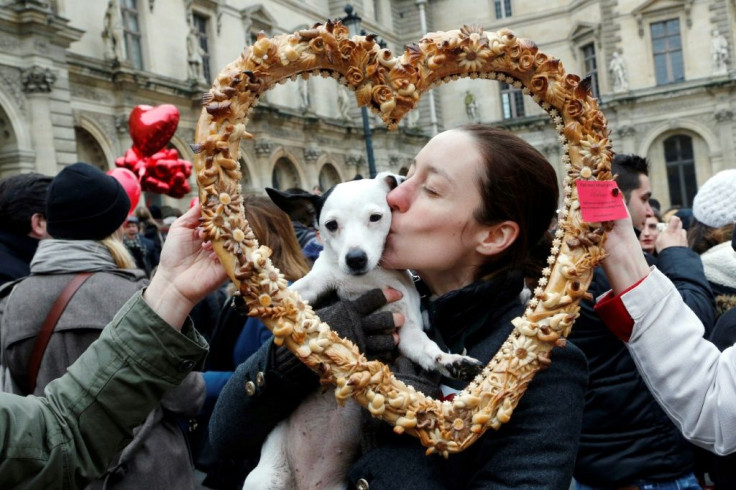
[210,126,588,489]
[568,154,714,489]
[0,173,52,287]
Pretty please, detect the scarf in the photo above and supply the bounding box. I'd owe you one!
[30,239,119,275]
[701,241,736,290]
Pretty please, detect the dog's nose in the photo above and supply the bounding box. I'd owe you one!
[345,249,368,273]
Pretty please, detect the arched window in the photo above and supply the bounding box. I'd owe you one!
[318,163,340,191]
[272,157,300,190]
[74,127,107,171]
[664,134,696,207]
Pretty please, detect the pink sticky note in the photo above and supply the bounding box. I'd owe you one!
[576,180,629,223]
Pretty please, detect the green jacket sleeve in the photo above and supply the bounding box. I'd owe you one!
[0,290,208,490]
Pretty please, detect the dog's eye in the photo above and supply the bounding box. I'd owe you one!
[325,220,338,232]
[369,213,382,222]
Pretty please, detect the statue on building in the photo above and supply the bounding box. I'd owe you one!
[609,51,628,93]
[102,0,125,62]
[712,29,730,76]
[299,77,312,113]
[186,24,205,82]
[337,85,351,120]
[464,90,479,122]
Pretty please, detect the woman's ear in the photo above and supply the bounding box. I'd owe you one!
[475,220,520,257]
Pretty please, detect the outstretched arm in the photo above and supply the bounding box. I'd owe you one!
[0,206,223,487]
[597,215,736,455]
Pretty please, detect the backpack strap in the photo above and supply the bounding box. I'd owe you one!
[26,272,94,394]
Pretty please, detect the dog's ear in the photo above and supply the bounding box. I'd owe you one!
[265,187,321,227]
[313,187,333,225]
[375,172,404,191]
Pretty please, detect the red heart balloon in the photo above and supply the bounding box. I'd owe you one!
[107,167,141,214]
[129,104,180,157]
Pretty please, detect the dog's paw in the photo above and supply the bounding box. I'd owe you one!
[435,353,484,381]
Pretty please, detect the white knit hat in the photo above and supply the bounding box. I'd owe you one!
[693,169,736,228]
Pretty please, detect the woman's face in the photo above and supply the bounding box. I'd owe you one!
[383,130,492,294]
[639,216,660,253]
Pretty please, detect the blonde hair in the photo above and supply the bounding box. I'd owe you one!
[101,235,137,269]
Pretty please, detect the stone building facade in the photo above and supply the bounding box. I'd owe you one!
[0,0,733,210]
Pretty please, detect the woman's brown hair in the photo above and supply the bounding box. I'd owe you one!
[244,195,310,281]
[460,124,559,281]
[688,219,734,255]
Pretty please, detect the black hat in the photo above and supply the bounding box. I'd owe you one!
[46,162,131,240]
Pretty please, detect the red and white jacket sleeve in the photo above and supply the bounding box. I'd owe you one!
[594,267,736,456]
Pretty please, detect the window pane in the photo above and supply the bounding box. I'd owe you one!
[651,19,683,85]
[654,54,668,84]
[127,36,143,69]
[651,22,664,38]
[502,93,511,119]
[667,165,684,207]
[664,135,696,207]
[652,37,666,54]
[514,91,525,117]
[664,137,678,161]
[683,164,697,207]
[679,135,694,160]
[125,14,139,32]
[193,14,211,82]
[494,0,511,18]
[670,51,684,81]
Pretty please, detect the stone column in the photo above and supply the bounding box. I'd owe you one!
[22,65,58,175]
[714,108,734,173]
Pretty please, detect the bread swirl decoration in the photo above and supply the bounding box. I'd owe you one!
[194,22,612,456]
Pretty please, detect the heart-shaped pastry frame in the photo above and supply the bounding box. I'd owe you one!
[193,22,613,456]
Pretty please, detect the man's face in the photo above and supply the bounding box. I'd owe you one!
[627,174,654,231]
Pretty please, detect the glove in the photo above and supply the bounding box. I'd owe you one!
[315,289,399,361]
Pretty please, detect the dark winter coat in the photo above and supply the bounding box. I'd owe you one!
[0,230,39,287]
[210,269,587,489]
[569,245,715,486]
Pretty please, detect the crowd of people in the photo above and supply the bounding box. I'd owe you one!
[0,127,734,489]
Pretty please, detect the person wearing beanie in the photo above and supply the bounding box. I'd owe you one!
[0,162,203,489]
[0,173,52,287]
[0,205,226,487]
[689,169,736,313]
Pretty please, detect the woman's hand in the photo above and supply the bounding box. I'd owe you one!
[316,288,404,361]
[601,212,651,295]
[143,204,227,329]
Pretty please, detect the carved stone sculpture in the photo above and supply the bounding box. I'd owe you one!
[712,29,729,76]
[609,51,628,93]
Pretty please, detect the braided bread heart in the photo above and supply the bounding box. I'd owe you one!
[193,22,612,456]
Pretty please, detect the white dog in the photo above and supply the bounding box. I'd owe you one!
[248,174,481,489]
